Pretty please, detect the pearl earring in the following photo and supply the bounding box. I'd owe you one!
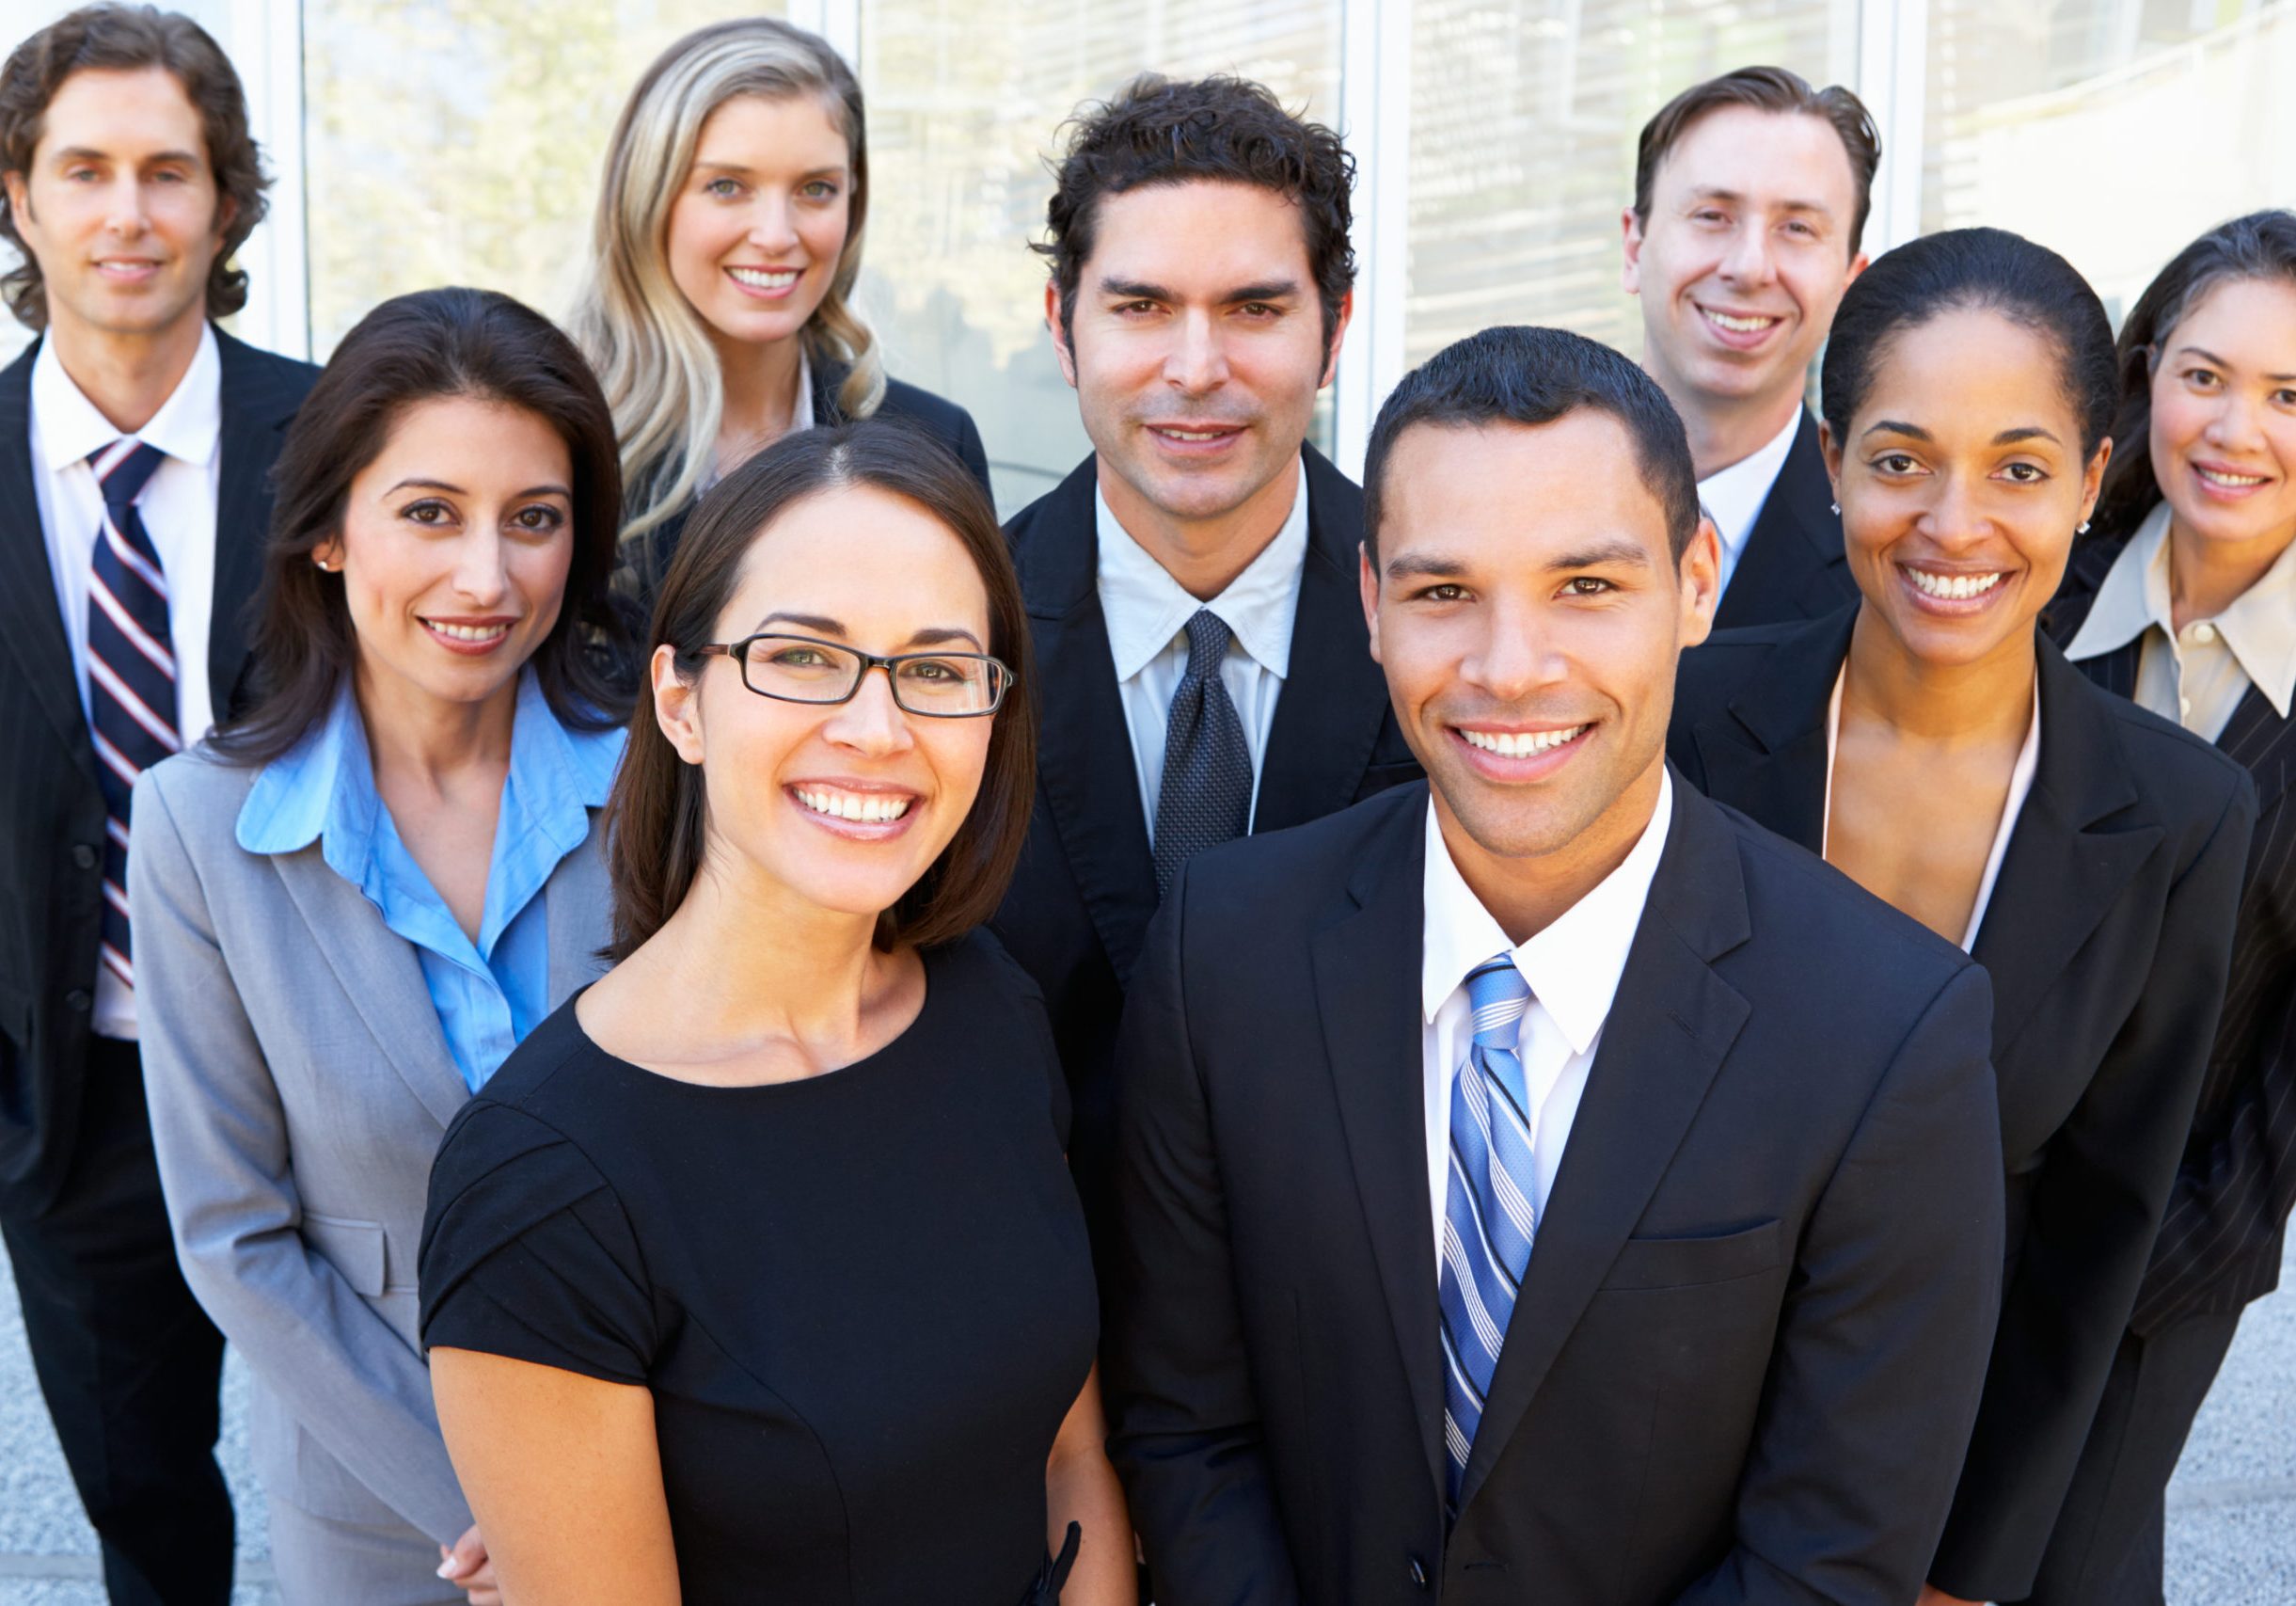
[2078,521,2091,534]
[313,556,331,571]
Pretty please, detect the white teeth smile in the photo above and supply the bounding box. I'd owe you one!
[794,786,913,824]
[1461,725,1587,756]
[423,620,510,642]
[1702,308,1780,334]
[729,266,799,289]
[2197,468,2267,488]
[1905,568,2005,601]
[1153,427,1235,442]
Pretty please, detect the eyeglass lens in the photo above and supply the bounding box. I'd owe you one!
[741,636,1004,714]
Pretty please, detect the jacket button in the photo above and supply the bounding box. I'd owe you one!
[1409,1555,1430,1589]
[66,988,92,1012]
[72,843,99,870]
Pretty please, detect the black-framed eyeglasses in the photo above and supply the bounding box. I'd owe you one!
[698,632,1012,718]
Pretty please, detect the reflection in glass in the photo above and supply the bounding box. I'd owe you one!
[300,0,784,359]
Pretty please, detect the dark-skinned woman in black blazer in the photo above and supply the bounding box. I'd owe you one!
[2037,209,2296,1606]
[1666,228,2256,1606]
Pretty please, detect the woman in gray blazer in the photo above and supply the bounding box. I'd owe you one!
[127,289,634,1605]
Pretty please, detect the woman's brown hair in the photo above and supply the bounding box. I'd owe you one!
[606,420,1035,961]
[211,287,634,764]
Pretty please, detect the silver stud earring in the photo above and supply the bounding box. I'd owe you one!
[1829,501,1841,516]
[313,557,331,571]
[2078,521,2091,534]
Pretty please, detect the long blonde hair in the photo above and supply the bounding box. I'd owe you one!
[571,18,886,546]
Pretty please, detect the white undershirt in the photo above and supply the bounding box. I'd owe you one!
[1094,456,1308,835]
[1822,669,2041,952]
[29,324,223,1042]
[1419,771,1674,1263]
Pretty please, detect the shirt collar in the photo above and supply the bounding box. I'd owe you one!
[1695,407,1803,563]
[1420,769,1674,1056]
[33,323,220,472]
[2065,501,2296,718]
[1095,454,1309,683]
[2065,501,2173,663]
[235,671,624,870]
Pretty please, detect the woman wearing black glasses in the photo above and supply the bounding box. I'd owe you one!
[417,421,1132,1606]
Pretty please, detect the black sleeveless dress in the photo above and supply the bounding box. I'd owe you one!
[420,932,1097,1604]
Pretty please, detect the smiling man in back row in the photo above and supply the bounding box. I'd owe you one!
[1104,326,2007,1604]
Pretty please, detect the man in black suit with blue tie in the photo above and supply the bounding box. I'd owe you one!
[1106,326,2007,1604]
[0,10,317,1601]
[990,76,1419,1224]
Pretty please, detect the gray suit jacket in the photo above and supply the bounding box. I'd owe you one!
[129,746,612,1541]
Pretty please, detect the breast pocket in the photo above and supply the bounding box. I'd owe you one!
[1599,1219,1782,1291]
[303,1212,388,1298]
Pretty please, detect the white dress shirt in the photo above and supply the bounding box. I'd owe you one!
[1822,668,2040,952]
[2065,500,2296,741]
[1697,407,1804,598]
[1419,771,1674,1261]
[29,324,223,1042]
[1095,455,1309,835]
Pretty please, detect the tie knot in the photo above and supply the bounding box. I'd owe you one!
[1180,609,1233,679]
[1465,954,1529,1047]
[88,439,166,514]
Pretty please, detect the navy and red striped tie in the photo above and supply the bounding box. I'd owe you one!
[85,438,178,993]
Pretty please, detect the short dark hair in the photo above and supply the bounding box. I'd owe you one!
[2092,209,2296,539]
[212,288,633,765]
[0,4,268,329]
[1819,227,2119,462]
[606,421,1037,962]
[1633,65,1879,256]
[1036,73,1355,352]
[1364,326,1701,564]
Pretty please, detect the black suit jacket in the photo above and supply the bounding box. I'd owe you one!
[623,361,990,609]
[2048,537,2296,1332]
[989,447,1421,1216]
[1670,610,2255,1599]
[1710,410,1859,630]
[1108,778,2005,1606]
[0,327,317,1216]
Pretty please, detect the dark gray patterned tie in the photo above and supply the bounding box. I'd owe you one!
[1152,609,1254,898]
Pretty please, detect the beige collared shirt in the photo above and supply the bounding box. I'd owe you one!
[2066,501,2296,741]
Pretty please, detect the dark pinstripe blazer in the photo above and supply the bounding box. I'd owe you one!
[2050,533,2296,1331]
[0,329,317,1216]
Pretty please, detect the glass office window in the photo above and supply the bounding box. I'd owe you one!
[301,0,782,358]
[1924,0,2296,320]
[856,0,1343,512]
[1403,0,1855,367]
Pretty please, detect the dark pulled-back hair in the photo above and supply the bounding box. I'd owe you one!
[1036,73,1355,352]
[606,421,1036,962]
[0,4,269,329]
[1364,326,1701,562]
[1633,65,1880,256]
[213,287,633,764]
[1821,227,2119,460]
[2092,209,2296,538]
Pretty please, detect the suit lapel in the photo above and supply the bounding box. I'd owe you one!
[210,331,309,713]
[0,342,102,786]
[1971,640,2162,1055]
[1309,788,1444,1496]
[544,819,612,1008]
[1020,459,1162,985]
[1256,448,1390,831]
[271,849,469,1128]
[1461,782,1752,1510]
[1713,411,1845,629]
[1689,608,1856,853]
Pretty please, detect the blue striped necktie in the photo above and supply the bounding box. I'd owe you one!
[84,438,178,992]
[1437,952,1536,1512]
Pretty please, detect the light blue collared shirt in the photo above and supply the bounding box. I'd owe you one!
[236,671,625,1090]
